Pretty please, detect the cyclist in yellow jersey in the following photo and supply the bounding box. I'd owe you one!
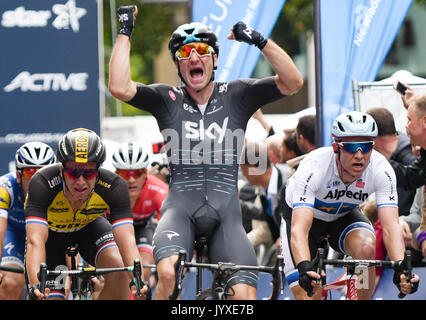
[24,128,148,300]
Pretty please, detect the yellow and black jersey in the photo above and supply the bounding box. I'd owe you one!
[25,164,133,233]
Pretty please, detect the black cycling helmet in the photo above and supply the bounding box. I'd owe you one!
[56,128,106,167]
[168,22,219,61]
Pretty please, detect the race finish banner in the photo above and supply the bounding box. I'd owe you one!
[192,0,286,82]
[319,0,412,146]
[0,0,102,172]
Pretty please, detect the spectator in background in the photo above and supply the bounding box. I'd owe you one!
[365,107,418,286]
[239,142,292,257]
[400,186,424,255]
[250,108,285,165]
[391,89,426,258]
[295,114,316,154]
[251,108,276,138]
[280,129,302,163]
[367,107,417,216]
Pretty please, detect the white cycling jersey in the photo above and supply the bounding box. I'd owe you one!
[285,147,398,222]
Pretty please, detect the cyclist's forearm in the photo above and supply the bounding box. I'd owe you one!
[261,40,303,96]
[291,209,314,264]
[113,224,141,280]
[291,235,311,265]
[109,35,137,102]
[0,217,6,261]
[380,210,405,261]
[26,238,46,285]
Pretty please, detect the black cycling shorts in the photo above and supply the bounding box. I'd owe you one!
[153,200,259,291]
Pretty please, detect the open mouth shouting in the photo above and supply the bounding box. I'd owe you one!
[188,66,205,85]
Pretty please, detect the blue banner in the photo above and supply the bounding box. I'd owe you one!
[0,0,102,172]
[192,0,286,82]
[320,0,412,146]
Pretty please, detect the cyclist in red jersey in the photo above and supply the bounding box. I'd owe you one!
[112,142,168,284]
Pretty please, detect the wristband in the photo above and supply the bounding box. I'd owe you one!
[232,21,268,50]
[416,231,426,245]
[297,260,312,273]
[297,260,314,296]
[117,6,136,38]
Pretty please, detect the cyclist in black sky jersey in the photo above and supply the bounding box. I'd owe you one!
[109,5,303,300]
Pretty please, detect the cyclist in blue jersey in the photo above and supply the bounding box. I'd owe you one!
[0,142,55,299]
[109,5,303,300]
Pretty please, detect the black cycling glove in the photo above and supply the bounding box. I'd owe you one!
[232,21,268,50]
[297,260,315,296]
[393,260,419,295]
[117,6,136,38]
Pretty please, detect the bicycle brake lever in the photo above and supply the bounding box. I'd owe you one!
[316,248,326,285]
[169,250,186,300]
[132,259,144,297]
[398,250,412,299]
[276,256,285,294]
[38,263,47,300]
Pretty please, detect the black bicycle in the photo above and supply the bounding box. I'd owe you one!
[169,237,285,300]
[35,246,151,300]
[310,247,415,300]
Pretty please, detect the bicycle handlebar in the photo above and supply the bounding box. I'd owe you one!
[36,259,154,300]
[311,247,413,299]
[169,250,285,300]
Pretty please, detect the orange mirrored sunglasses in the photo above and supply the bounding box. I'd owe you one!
[175,43,214,60]
[116,169,146,180]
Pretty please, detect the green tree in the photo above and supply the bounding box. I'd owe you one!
[103,0,179,116]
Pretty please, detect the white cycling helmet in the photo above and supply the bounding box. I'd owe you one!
[15,142,56,169]
[112,142,150,170]
[332,111,378,140]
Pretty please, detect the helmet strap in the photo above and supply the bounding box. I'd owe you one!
[335,148,356,182]
[15,170,25,203]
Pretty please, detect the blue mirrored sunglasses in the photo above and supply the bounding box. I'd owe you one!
[337,141,374,154]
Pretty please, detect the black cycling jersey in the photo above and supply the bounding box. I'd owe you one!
[128,78,284,212]
[128,78,285,289]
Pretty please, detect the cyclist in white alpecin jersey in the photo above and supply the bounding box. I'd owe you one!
[280,111,419,300]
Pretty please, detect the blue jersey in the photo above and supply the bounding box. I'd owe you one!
[0,172,26,230]
[0,172,26,267]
